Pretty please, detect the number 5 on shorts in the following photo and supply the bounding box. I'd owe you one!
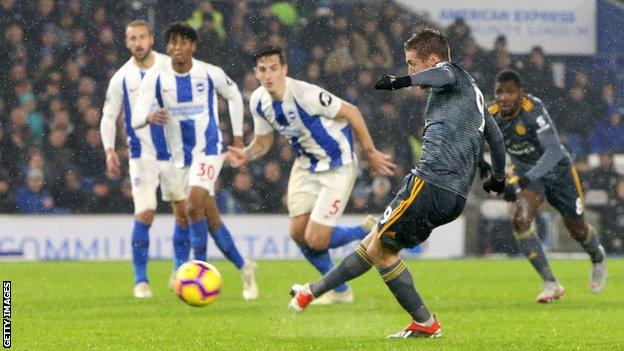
[325,200,342,219]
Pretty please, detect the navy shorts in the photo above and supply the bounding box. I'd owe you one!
[376,173,466,250]
[518,163,585,219]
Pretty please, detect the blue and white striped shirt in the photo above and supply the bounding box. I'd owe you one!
[132,58,243,168]
[250,77,355,172]
[101,51,170,160]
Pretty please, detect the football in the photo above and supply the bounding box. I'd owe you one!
[173,260,222,307]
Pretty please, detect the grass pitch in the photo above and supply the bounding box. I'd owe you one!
[3,258,622,350]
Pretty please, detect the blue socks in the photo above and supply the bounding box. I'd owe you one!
[190,219,208,262]
[189,219,245,269]
[329,225,367,248]
[211,223,245,269]
[172,223,190,270]
[299,244,348,292]
[131,220,150,284]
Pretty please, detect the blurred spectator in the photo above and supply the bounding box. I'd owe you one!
[523,46,554,100]
[587,153,620,194]
[75,128,106,179]
[116,178,134,214]
[0,169,16,213]
[348,179,371,214]
[302,5,334,50]
[231,171,263,213]
[324,33,355,76]
[270,1,298,27]
[558,86,593,154]
[352,17,393,69]
[460,38,487,89]
[596,83,618,120]
[19,90,45,144]
[52,168,85,213]
[45,128,75,180]
[196,13,225,65]
[215,183,244,214]
[574,71,603,121]
[84,176,120,213]
[256,160,286,213]
[368,176,392,212]
[446,18,472,63]
[187,1,226,39]
[589,107,624,153]
[14,168,67,214]
[8,106,32,144]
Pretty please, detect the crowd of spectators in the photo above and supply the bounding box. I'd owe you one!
[0,0,623,219]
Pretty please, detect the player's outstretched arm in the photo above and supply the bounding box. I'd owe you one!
[482,113,506,194]
[337,102,396,176]
[227,133,274,168]
[375,65,457,90]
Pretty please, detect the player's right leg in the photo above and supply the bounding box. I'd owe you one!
[287,163,352,297]
[512,188,563,303]
[289,232,376,312]
[372,176,464,338]
[204,196,258,300]
[367,232,442,339]
[186,185,210,262]
[159,162,191,272]
[290,163,369,303]
[563,218,607,293]
[171,200,190,270]
[544,165,607,293]
[128,158,160,298]
[189,154,258,300]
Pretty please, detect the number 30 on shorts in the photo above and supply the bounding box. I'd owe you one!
[196,162,215,180]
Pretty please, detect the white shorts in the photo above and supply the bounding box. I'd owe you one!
[287,160,357,227]
[188,154,225,196]
[129,158,189,215]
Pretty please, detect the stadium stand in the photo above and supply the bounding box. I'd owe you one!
[0,1,622,254]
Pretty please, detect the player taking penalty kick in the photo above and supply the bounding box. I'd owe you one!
[289,28,507,339]
[228,47,396,304]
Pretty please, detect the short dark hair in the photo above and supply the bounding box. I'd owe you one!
[496,69,522,87]
[253,46,286,66]
[163,21,197,44]
[531,45,544,55]
[404,27,450,61]
[126,20,152,34]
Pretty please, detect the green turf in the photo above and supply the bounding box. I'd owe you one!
[3,258,622,350]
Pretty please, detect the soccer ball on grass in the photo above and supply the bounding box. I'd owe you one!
[172,260,222,307]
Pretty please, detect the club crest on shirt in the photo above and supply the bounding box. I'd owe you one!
[196,82,205,93]
[515,123,526,136]
[287,110,296,121]
[319,92,332,107]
